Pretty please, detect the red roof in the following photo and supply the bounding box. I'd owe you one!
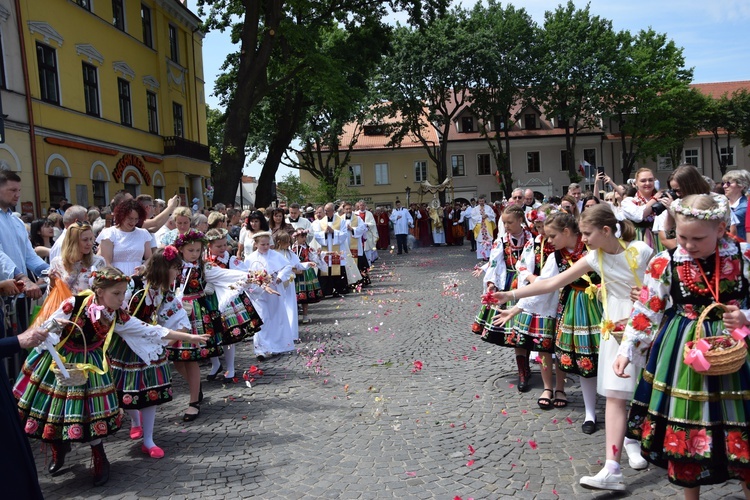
[691,80,750,98]
[337,107,439,151]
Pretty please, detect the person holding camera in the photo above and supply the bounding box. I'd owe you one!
[620,168,666,252]
[654,165,711,250]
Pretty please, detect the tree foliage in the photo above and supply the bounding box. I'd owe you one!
[702,90,748,175]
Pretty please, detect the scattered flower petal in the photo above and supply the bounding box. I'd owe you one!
[528,440,538,450]
[468,445,475,455]
[405,471,417,477]
[466,459,475,467]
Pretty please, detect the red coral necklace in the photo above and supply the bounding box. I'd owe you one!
[681,245,720,302]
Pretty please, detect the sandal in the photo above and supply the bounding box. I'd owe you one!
[182,402,201,422]
[553,390,568,408]
[537,388,554,410]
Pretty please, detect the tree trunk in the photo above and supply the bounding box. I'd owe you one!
[214,101,252,206]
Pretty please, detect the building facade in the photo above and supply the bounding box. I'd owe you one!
[1,0,210,217]
[300,81,750,205]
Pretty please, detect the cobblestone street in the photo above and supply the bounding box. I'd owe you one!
[36,246,745,499]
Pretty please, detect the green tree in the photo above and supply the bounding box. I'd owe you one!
[533,1,619,181]
[276,172,312,205]
[205,105,225,179]
[465,1,538,197]
[703,90,747,175]
[607,29,693,182]
[197,0,447,207]
[377,10,474,203]
[736,89,750,147]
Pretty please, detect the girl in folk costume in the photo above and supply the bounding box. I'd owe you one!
[494,205,562,406]
[471,205,533,389]
[292,228,323,324]
[14,267,209,486]
[273,232,312,339]
[614,194,750,498]
[49,221,106,295]
[471,195,497,260]
[245,232,296,360]
[205,228,263,381]
[112,246,189,459]
[496,205,653,491]
[621,167,664,252]
[496,212,604,433]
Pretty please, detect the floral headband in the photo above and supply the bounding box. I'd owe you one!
[293,228,309,238]
[670,194,730,223]
[163,245,179,261]
[529,207,558,223]
[90,269,130,284]
[174,229,207,248]
[205,228,228,242]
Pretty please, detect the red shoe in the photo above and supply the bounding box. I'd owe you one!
[141,444,165,459]
[130,426,143,439]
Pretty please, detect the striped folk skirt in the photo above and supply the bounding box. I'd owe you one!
[295,268,323,304]
[167,294,224,362]
[554,287,603,377]
[108,335,172,410]
[219,292,263,345]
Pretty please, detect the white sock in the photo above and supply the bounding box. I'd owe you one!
[141,406,157,449]
[580,376,597,423]
[605,459,621,475]
[128,409,141,428]
[224,345,236,378]
[624,437,639,446]
[209,357,221,375]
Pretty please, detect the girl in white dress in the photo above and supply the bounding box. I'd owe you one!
[494,204,653,491]
[49,221,106,294]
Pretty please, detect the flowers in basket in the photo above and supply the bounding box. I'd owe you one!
[683,326,749,374]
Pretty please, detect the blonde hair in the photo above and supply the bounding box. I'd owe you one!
[579,204,635,242]
[173,206,192,220]
[60,223,95,273]
[274,231,291,250]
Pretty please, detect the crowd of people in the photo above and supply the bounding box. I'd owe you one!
[2,163,750,498]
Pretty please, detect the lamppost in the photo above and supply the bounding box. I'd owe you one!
[405,186,411,206]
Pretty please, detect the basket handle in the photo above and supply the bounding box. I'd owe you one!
[694,303,729,341]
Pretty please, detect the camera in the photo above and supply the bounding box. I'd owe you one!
[652,190,678,216]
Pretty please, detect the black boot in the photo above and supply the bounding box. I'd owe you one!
[516,355,531,393]
[91,442,110,486]
[48,441,71,475]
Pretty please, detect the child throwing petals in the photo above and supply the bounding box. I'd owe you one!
[13,266,209,486]
[292,228,323,324]
[614,194,750,499]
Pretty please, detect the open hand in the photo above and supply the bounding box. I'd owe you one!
[492,308,516,327]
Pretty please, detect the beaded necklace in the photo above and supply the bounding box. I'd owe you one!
[504,231,527,269]
[681,246,720,302]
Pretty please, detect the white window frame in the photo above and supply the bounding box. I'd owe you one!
[583,148,597,168]
[526,151,541,173]
[451,155,465,177]
[683,148,700,168]
[477,153,492,176]
[720,146,736,168]
[348,164,363,186]
[414,160,427,183]
[374,163,389,185]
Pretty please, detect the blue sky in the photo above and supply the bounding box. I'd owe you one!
[199,0,750,180]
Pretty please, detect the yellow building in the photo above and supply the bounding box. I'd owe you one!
[4,0,210,216]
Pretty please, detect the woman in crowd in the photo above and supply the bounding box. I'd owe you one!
[239,211,270,260]
[160,206,193,247]
[560,195,580,219]
[621,167,663,251]
[30,218,56,261]
[655,165,711,250]
[97,199,152,275]
[268,208,294,245]
[721,169,749,240]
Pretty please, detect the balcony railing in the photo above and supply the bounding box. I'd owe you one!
[163,136,210,162]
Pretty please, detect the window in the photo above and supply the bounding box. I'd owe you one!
[527,151,541,173]
[493,115,505,132]
[583,148,597,168]
[141,5,153,48]
[36,42,59,104]
[414,160,427,183]
[477,154,491,176]
[169,25,179,63]
[374,163,389,185]
[560,150,569,171]
[112,0,125,31]
[76,0,91,10]
[147,91,158,134]
[461,116,474,133]
[172,102,183,137]
[720,146,736,167]
[48,176,66,204]
[154,185,165,201]
[118,78,132,126]
[657,155,673,171]
[93,180,107,208]
[82,63,99,116]
[0,31,5,89]
[524,113,537,130]
[348,164,362,186]
[684,148,699,168]
[451,155,465,177]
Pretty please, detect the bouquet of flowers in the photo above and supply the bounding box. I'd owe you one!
[481,291,499,306]
[247,269,272,286]
[204,185,214,200]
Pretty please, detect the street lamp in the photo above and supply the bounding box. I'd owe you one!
[405,186,411,206]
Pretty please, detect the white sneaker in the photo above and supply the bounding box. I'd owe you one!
[624,441,648,470]
[579,468,626,491]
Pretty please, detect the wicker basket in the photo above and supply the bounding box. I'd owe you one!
[682,303,748,376]
[50,321,89,387]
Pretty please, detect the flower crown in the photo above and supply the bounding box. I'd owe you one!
[91,269,130,283]
[529,207,559,222]
[174,229,207,248]
[670,194,730,223]
[163,245,179,261]
[205,228,228,242]
[292,228,309,238]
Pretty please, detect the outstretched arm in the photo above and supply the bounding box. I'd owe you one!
[495,256,593,303]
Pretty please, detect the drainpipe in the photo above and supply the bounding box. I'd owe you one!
[15,0,42,217]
